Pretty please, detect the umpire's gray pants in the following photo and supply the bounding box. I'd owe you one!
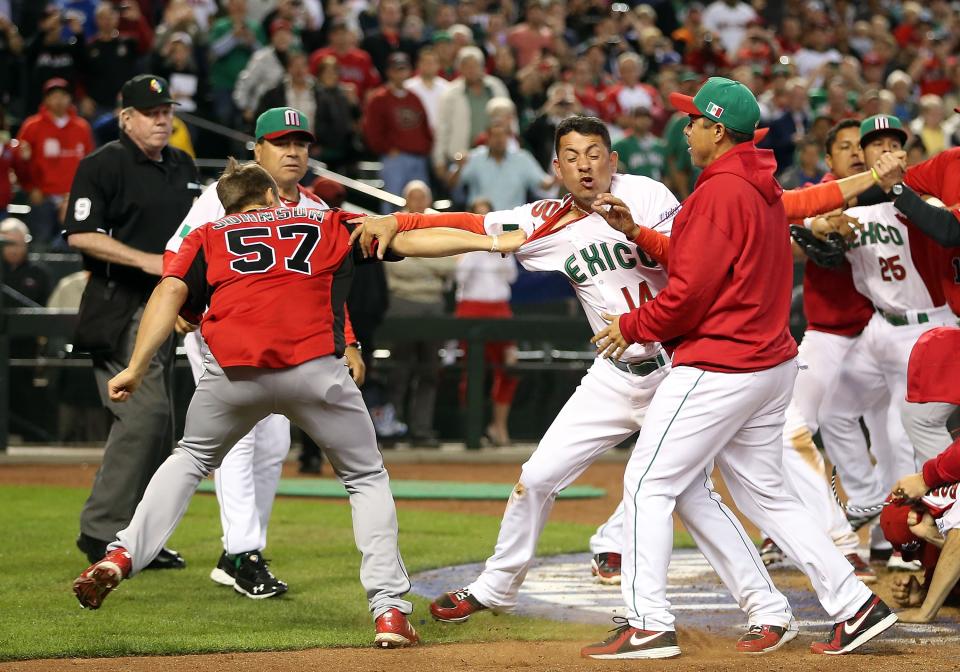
[81,306,175,542]
[112,352,413,619]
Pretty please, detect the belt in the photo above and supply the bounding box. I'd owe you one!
[609,352,667,376]
[876,307,944,327]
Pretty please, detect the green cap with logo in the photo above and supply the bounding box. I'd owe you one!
[255,107,316,142]
[668,76,760,135]
[859,114,907,148]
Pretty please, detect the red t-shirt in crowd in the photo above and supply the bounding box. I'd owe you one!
[362,86,433,157]
[619,143,798,372]
[164,207,363,368]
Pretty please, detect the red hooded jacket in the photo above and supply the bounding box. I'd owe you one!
[16,106,94,197]
[619,142,798,372]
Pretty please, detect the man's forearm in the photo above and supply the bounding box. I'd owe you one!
[894,186,960,247]
[128,278,188,374]
[918,528,960,620]
[391,228,498,257]
[68,232,160,274]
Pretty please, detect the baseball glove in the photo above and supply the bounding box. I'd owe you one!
[789,225,847,268]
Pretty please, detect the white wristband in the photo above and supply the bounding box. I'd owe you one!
[803,217,815,230]
[490,234,500,253]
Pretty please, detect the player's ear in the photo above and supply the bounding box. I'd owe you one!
[609,149,619,173]
[265,187,278,208]
[552,157,561,181]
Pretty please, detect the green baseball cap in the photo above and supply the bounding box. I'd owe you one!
[255,107,315,142]
[669,76,760,135]
[859,114,907,148]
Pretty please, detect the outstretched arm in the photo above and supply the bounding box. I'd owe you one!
[390,227,526,257]
[107,277,187,402]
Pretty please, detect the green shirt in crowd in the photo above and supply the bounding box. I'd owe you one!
[208,18,266,92]
[613,134,668,181]
[664,112,701,194]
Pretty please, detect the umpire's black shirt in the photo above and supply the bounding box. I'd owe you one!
[64,132,200,297]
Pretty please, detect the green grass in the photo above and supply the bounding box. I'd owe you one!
[0,484,694,661]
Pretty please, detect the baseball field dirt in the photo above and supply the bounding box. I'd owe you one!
[2,460,957,672]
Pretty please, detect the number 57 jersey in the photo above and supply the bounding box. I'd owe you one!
[164,206,361,369]
[844,202,951,315]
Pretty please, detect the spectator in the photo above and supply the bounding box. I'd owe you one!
[16,79,94,249]
[152,32,205,114]
[152,0,199,56]
[309,19,381,103]
[430,30,458,80]
[904,135,928,167]
[778,135,826,189]
[701,0,757,56]
[403,45,451,136]
[523,82,582,170]
[793,23,841,78]
[662,71,702,199]
[208,0,264,127]
[612,107,667,181]
[64,74,199,570]
[313,56,361,173]
[362,0,419,78]
[260,0,324,52]
[910,94,950,156]
[362,51,432,213]
[606,52,664,138]
[454,198,519,447]
[433,46,509,184]
[384,180,456,448]
[448,122,553,211]
[1,217,52,442]
[671,3,705,54]
[506,0,554,69]
[233,19,298,125]
[24,6,85,113]
[81,2,141,119]
[255,51,317,126]
[0,15,23,110]
[0,115,29,217]
[470,97,520,150]
[765,77,810,173]
[887,70,919,122]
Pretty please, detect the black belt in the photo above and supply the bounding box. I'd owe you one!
[609,352,667,376]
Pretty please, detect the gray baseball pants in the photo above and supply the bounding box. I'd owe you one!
[111,351,413,619]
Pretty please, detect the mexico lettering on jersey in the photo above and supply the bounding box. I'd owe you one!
[844,202,947,314]
[166,182,328,256]
[164,207,360,369]
[483,173,679,361]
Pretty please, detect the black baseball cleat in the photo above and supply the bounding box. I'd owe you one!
[810,595,897,654]
[233,551,288,599]
[210,551,237,586]
[581,619,681,659]
[145,547,186,570]
[76,533,109,564]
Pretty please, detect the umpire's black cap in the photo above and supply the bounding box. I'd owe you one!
[121,74,178,109]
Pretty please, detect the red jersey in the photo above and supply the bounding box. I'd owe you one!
[309,46,381,100]
[619,143,798,372]
[904,147,960,314]
[801,172,876,336]
[362,86,433,156]
[907,327,960,405]
[164,207,363,368]
[16,106,94,196]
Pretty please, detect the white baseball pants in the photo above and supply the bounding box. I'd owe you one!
[622,361,871,630]
[185,331,291,555]
[113,353,412,619]
[470,358,793,628]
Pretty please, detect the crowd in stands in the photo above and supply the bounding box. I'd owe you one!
[3,0,960,443]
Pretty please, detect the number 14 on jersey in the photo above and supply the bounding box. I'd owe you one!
[621,282,654,311]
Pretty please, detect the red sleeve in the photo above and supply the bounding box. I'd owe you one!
[362,92,389,156]
[783,181,845,221]
[620,211,738,344]
[632,227,670,268]
[162,249,176,274]
[163,229,207,324]
[343,305,357,346]
[922,436,960,488]
[394,211,486,234]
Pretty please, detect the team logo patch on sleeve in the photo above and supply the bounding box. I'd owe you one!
[178,224,192,238]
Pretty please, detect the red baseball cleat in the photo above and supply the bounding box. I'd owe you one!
[429,588,488,623]
[73,547,132,609]
[591,552,622,585]
[374,608,420,648]
[581,621,681,660]
[810,595,897,654]
[735,623,798,654]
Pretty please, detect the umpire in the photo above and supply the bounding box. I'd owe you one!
[64,74,200,568]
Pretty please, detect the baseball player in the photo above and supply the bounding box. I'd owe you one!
[70,159,526,646]
[819,116,959,540]
[165,107,351,598]
[587,78,895,658]
[355,115,805,656]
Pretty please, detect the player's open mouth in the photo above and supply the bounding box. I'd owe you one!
[580,177,594,189]
[851,161,865,172]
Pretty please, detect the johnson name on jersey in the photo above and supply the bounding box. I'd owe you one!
[483,174,679,361]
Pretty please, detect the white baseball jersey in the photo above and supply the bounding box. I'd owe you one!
[845,202,946,314]
[483,173,679,361]
[166,182,328,254]
[455,252,518,303]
